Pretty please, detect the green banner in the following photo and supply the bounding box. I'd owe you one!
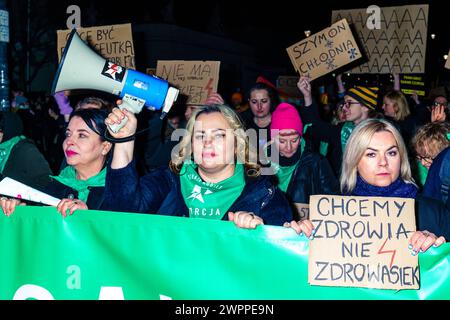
[1,206,450,300]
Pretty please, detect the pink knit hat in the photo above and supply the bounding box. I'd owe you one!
[270,103,303,138]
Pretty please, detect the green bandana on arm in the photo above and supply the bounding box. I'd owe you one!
[50,166,106,203]
[340,121,356,153]
[180,162,245,220]
[0,135,25,174]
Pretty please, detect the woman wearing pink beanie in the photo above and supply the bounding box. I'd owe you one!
[269,103,339,220]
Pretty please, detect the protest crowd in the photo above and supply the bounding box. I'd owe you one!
[0,3,450,300]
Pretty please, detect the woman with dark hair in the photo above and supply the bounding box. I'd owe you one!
[1,109,112,217]
[240,82,280,165]
[101,104,292,228]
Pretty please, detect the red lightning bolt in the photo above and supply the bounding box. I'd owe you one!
[377,238,396,268]
[204,78,214,98]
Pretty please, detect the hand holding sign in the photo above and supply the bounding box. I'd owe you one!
[307,195,420,290]
[0,197,24,217]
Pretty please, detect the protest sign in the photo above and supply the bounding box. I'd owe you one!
[276,76,300,97]
[400,75,426,96]
[286,19,362,80]
[332,5,428,74]
[156,60,220,105]
[308,195,419,290]
[0,177,60,206]
[57,23,135,69]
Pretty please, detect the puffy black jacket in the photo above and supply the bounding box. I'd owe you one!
[102,160,293,226]
[280,146,340,220]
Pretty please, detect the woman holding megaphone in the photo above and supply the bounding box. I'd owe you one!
[101,103,293,229]
[1,108,112,217]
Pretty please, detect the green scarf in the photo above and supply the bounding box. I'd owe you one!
[0,135,25,173]
[180,162,245,220]
[416,160,429,188]
[272,160,300,193]
[340,121,356,153]
[50,166,106,203]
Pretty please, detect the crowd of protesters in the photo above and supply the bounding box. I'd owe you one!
[1,70,449,249]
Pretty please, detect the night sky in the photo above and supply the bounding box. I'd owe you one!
[8,0,450,91]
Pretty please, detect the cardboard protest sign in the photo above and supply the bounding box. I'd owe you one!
[400,75,426,97]
[277,76,300,97]
[446,50,450,69]
[156,61,220,105]
[286,19,362,80]
[332,5,428,74]
[308,195,419,290]
[57,23,135,69]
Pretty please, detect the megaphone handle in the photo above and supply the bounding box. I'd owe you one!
[107,104,130,134]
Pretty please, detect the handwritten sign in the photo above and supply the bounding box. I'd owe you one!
[156,61,220,105]
[400,75,426,97]
[57,23,135,69]
[332,5,428,74]
[308,195,419,290]
[286,19,362,80]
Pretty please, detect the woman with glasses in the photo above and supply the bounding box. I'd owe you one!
[413,122,450,210]
[297,76,382,177]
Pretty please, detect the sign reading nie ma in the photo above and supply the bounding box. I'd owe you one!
[308,195,419,290]
[332,5,428,74]
[156,60,220,105]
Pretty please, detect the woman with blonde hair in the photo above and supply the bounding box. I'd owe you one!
[382,90,417,147]
[101,104,293,228]
[286,118,450,253]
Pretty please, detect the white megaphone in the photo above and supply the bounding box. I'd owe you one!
[51,29,179,133]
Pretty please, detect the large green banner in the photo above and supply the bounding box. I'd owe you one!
[1,206,449,300]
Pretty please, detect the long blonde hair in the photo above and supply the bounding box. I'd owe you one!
[169,104,260,177]
[340,118,414,193]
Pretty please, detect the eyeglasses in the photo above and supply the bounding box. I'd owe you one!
[343,100,360,107]
[433,101,448,107]
[416,155,435,164]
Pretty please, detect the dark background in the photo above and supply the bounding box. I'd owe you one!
[7,0,450,98]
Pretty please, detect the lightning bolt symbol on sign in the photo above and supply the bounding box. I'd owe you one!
[204,78,214,97]
[377,238,397,268]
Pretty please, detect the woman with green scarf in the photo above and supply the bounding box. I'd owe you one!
[102,104,293,228]
[1,109,112,217]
